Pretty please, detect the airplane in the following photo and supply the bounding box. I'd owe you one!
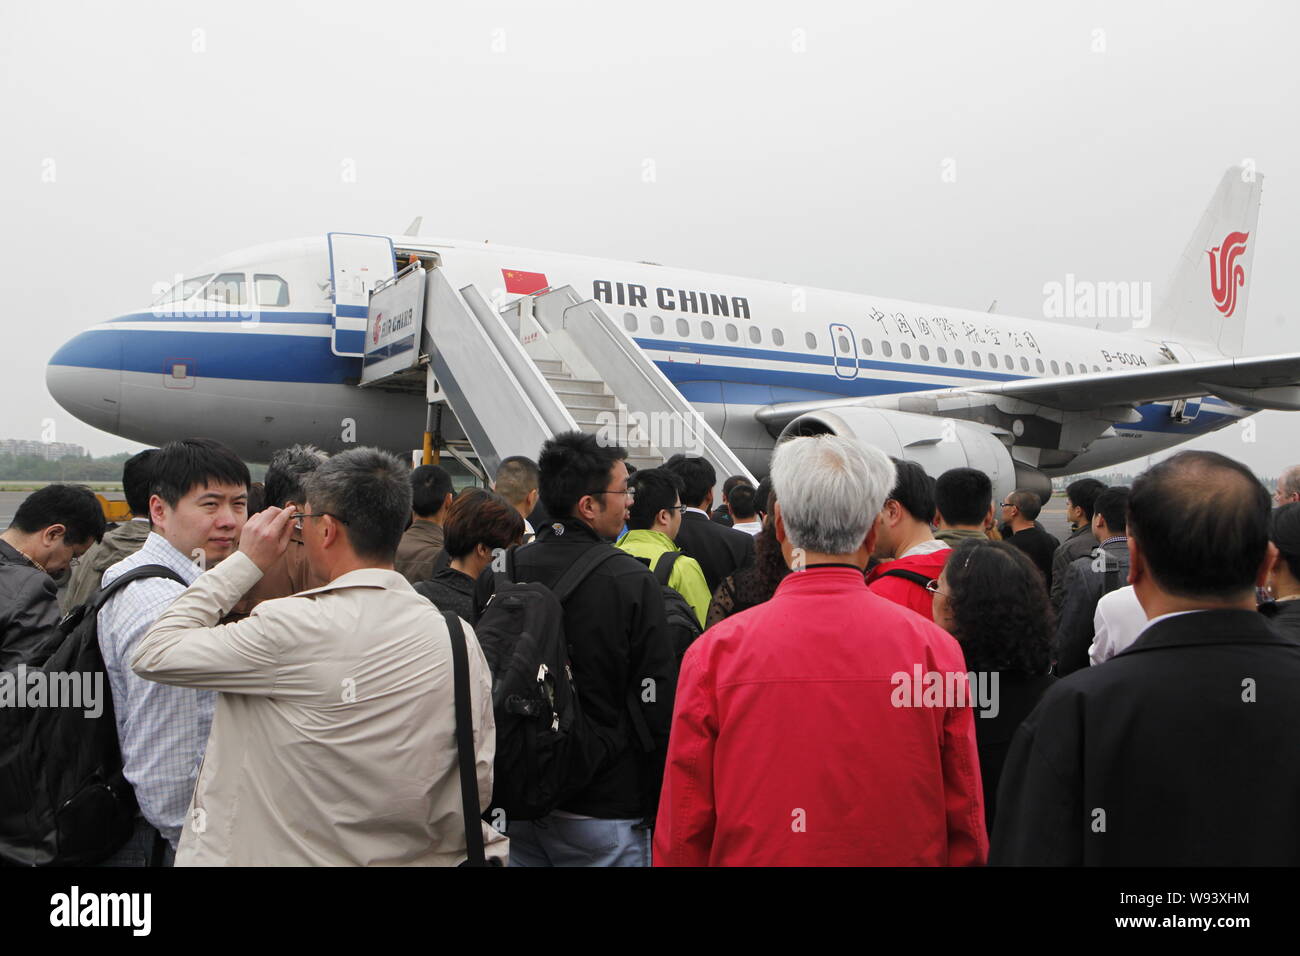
[46,165,1299,499]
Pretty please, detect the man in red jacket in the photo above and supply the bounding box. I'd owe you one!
[867,458,951,621]
[654,436,988,867]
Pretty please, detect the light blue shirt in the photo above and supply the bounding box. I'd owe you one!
[98,532,215,848]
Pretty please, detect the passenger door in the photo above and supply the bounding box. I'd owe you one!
[328,232,396,357]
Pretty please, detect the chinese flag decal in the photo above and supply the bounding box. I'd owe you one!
[502,269,549,294]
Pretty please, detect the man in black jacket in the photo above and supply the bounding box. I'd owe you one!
[663,455,754,593]
[0,484,104,668]
[1000,489,1059,590]
[1054,486,1130,676]
[481,432,676,867]
[992,450,1300,866]
[1050,477,1106,612]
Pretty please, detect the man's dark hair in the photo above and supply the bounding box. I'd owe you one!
[944,539,1054,675]
[493,455,540,508]
[1066,477,1107,523]
[887,458,936,523]
[411,464,454,518]
[265,444,328,509]
[627,468,684,531]
[935,467,993,527]
[304,447,412,562]
[663,454,716,508]
[729,483,757,521]
[1093,486,1129,533]
[722,475,750,503]
[1128,451,1269,600]
[444,489,525,560]
[122,449,158,517]
[538,431,628,519]
[1008,489,1043,521]
[10,483,106,546]
[1269,502,1300,580]
[150,438,250,509]
[753,476,774,518]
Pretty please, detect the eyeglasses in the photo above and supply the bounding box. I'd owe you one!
[924,579,951,597]
[291,512,351,525]
[1001,502,1015,509]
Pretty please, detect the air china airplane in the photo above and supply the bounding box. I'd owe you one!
[46,166,1299,494]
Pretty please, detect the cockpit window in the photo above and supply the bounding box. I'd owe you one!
[255,274,290,307]
[201,273,246,306]
[153,274,213,306]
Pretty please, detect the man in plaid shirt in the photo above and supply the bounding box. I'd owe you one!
[96,438,250,866]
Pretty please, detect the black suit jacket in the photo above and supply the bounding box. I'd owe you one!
[674,510,755,594]
[991,609,1300,865]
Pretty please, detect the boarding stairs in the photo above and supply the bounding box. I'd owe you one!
[357,261,752,485]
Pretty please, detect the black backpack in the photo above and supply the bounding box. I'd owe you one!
[0,563,185,866]
[472,543,620,822]
[651,552,704,662]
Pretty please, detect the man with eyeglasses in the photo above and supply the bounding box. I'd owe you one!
[617,467,711,628]
[1000,490,1060,590]
[478,430,676,867]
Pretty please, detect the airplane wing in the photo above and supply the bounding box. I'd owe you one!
[754,351,1300,429]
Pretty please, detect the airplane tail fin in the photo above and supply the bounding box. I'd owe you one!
[1149,165,1263,357]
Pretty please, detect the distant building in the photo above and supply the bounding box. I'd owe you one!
[0,439,89,460]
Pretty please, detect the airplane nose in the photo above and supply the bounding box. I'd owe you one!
[47,328,123,433]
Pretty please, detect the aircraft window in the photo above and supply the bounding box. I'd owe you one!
[154,273,214,305]
[1020,357,1030,371]
[1036,359,1045,373]
[988,353,997,368]
[1004,354,1013,369]
[202,272,246,306]
[650,315,664,334]
[1092,364,1100,373]
[254,274,290,307]
[772,329,784,346]
[972,352,982,367]
[861,338,873,355]
[918,345,929,361]
[676,318,689,337]
[702,321,715,340]
[937,347,947,363]
[726,323,739,342]
[837,334,849,353]
[1065,362,1074,375]
[1050,360,1060,375]
[805,332,817,349]
[900,343,911,360]
[881,341,893,358]
[955,349,965,365]
[748,326,761,344]
[624,313,638,332]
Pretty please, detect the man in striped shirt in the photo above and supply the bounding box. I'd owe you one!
[96,438,250,866]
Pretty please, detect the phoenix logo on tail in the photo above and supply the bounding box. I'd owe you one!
[1208,230,1249,317]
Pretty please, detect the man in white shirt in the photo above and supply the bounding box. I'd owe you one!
[1087,585,1148,665]
[97,438,250,866]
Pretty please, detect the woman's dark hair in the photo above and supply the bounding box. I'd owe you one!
[444,489,525,560]
[944,539,1054,675]
[753,490,789,597]
[1269,502,1300,580]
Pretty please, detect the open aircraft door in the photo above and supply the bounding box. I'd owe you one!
[328,232,396,357]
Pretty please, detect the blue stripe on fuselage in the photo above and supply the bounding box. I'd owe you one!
[48,318,1242,433]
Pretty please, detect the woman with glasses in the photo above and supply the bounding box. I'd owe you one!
[1260,502,1300,642]
[413,489,524,624]
[930,538,1055,836]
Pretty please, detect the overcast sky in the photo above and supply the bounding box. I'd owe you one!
[2,0,1297,476]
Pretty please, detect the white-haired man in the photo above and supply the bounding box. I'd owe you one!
[1275,465,1300,508]
[654,435,987,867]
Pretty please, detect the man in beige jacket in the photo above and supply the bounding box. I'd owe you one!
[132,447,506,866]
